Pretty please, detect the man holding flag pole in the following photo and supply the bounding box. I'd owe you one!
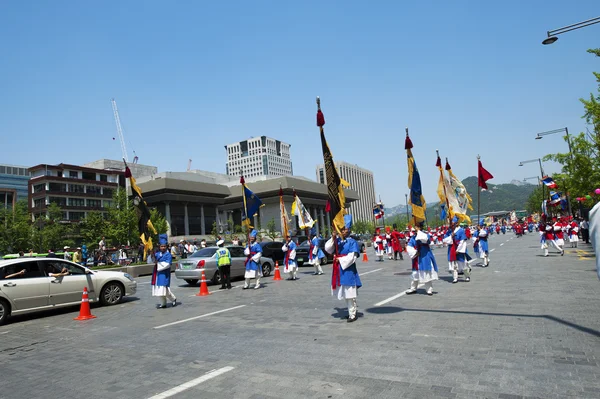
[240,174,264,290]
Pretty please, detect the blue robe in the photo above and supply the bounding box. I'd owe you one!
[334,237,362,288]
[284,240,297,267]
[311,237,326,260]
[454,227,468,262]
[407,235,438,273]
[245,242,262,272]
[153,250,172,287]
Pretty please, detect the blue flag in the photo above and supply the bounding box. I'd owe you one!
[241,182,263,228]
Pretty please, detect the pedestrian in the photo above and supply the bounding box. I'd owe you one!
[325,214,362,323]
[47,249,57,258]
[81,244,88,266]
[569,220,579,248]
[152,234,177,309]
[385,230,394,260]
[309,232,325,275]
[391,225,404,260]
[216,239,232,289]
[581,218,590,244]
[282,235,298,280]
[243,230,262,289]
[138,242,145,263]
[553,218,566,256]
[99,236,106,251]
[405,221,439,296]
[119,246,127,265]
[169,242,178,260]
[232,236,240,246]
[18,251,24,257]
[63,246,72,260]
[443,217,471,283]
[73,248,82,264]
[477,222,490,267]
[200,239,207,248]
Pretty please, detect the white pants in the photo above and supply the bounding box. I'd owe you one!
[287,267,297,279]
[345,298,357,319]
[482,252,489,266]
[408,279,433,294]
[244,276,261,288]
[453,262,470,281]
[155,287,176,306]
[312,259,323,274]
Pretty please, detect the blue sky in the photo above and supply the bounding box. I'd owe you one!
[1,1,598,207]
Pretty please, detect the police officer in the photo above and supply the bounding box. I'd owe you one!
[216,239,232,289]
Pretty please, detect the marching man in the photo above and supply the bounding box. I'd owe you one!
[326,215,362,323]
[309,233,325,275]
[243,230,262,289]
[553,218,565,256]
[569,220,579,248]
[385,230,394,260]
[152,234,177,309]
[478,223,490,267]
[444,217,471,283]
[373,231,384,262]
[282,235,298,280]
[405,222,439,296]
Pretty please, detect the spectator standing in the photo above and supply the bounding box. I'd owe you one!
[73,248,82,264]
[119,246,127,265]
[99,236,106,251]
[178,240,187,259]
[81,245,88,266]
[47,249,57,258]
[581,218,590,244]
[63,246,72,261]
[137,242,145,263]
[170,243,178,259]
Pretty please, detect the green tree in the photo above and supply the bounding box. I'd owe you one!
[0,200,33,254]
[525,185,545,214]
[265,218,278,240]
[106,188,138,247]
[78,211,108,250]
[352,219,375,235]
[41,203,74,252]
[150,208,168,236]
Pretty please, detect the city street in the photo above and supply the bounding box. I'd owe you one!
[2,234,600,399]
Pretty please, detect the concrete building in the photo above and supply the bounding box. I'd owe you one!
[316,161,376,223]
[225,136,293,178]
[84,159,157,179]
[28,164,125,221]
[0,164,31,208]
[135,171,359,240]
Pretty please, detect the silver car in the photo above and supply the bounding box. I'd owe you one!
[175,246,274,286]
[0,257,137,325]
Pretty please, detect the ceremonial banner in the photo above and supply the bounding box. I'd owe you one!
[373,203,384,219]
[317,98,346,234]
[436,152,449,221]
[478,159,494,190]
[541,176,558,189]
[291,190,316,229]
[124,161,157,260]
[444,158,472,224]
[405,129,426,223]
[241,176,263,229]
[279,186,290,238]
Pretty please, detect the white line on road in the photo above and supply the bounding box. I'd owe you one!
[500,243,504,246]
[490,248,496,252]
[153,305,246,330]
[360,268,383,276]
[147,366,235,399]
[0,331,10,335]
[412,333,467,339]
[374,284,424,307]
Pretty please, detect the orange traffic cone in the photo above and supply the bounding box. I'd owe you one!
[273,261,283,280]
[196,269,210,296]
[362,252,369,262]
[74,287,97,320]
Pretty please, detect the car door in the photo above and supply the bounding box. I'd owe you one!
[0,260,49,311]
[42,260,95,305]
[228,247,246,278]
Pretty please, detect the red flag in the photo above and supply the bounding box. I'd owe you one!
[478,160,494,189]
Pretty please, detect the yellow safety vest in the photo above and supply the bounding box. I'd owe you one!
[216,247,231,267]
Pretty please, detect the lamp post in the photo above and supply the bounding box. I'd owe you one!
[519,158,546,212]
[542,16,600,45]
[535,127,574,217]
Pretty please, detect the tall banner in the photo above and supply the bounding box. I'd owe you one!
[279,186,289,238]
[445,158,472,224]
[240,176,263,229]
[124,160,156,259]
[291,190,316,229]
[405,128,426,223]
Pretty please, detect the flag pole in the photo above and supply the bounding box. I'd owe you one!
[477,155,481,225]
[240,171,250,246]
[436,150,451,225]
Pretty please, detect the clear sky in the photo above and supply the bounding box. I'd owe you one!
[1,1,598,207]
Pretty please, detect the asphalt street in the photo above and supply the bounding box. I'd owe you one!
[1,233,600,399]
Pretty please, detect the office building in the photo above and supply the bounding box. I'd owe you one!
[316,161,376,223]
[84,159,157,179]
[28,164,125,222]
[225,136,293,178]
[0,164,31,208]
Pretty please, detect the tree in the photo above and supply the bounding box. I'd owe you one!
[265,218,278,241]
[106,188,138,247]
[0,200,33,254]
[525,185,544,214]
[42,203,74,252]
[210,221,219,242]
[352,219,375,235]
[78,211,108,250]
[150,208,168,236]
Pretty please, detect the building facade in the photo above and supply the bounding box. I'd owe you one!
[28,164,125,221]
[316,161,376,223]
[136,171,359,241]
[225,136,293,178]
[0,164,31,208]
[84,159,157,179]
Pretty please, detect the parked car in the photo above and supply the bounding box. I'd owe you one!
[0,258,137,325]
[295,240,332,266]
[174,246,274,286]
[258,241,285,263]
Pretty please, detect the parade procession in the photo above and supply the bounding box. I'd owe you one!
[2,3,600,399]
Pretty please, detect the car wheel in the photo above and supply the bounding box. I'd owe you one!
[0,298,10,326]
[320,257,328,266]
[262,262,272,277]
[100,282,124,306]
[184,279,199,286]
[212,271,221,285]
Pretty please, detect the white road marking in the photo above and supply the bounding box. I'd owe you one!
[490,248,496,252]
[412,333,467,339]
[188,285,240,297]
[153,305,246,329]
[0,331,10,335]
[500,243,504,246]
[360,268,383,276]
[147,366,235,399]
[374,284,425,306]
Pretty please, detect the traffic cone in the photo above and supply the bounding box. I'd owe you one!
[273,261,283,280]
[74,287,96,320]
[196,269,210,296]
[362,252,369,262]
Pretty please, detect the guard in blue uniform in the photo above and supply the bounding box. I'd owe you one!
[243,230,262,289]
[152,234,177,309]
[282,235,298,280]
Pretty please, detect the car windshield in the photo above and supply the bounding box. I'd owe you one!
[298,241,310,248]
[189,248,217,258]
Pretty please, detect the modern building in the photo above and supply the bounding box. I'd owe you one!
[84,159,157,179]
[135,171,359,240]
[225,136,293,178]
[28,164,125,222]
[0,164,31,208]
[316,161,376,223]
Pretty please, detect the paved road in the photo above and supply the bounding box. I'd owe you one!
[1,233,599,399]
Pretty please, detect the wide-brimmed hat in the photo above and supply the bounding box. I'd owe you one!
[64,246,69,249]
[216,239,225,246]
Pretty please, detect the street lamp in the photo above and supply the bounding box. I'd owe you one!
[523,176,541,186]
[519,159,546,208]
[542,16,600,45]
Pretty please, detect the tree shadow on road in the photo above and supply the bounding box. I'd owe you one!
[364,306,600,338]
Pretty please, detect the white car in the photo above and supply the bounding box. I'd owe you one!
[0,257,137,325]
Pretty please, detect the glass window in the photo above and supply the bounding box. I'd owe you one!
[229,247,245,258]
[42,260,80,276]
[99,174,108,182]
[48,182,66,192]
[0,261,44,279]
[103,188,113,197]
[68,184,85,193]
[49,197,67,206]
[69,171,78,178]
[68,198,85,207]
[33,184,45,193]
[0,166,5,174]
[87,199,101,207]
[87,186,102,195]
[103,200,112,208]
[68,212,85,221]
[82,171,95,180]
[190,248,217,258]
[33,198,45,208]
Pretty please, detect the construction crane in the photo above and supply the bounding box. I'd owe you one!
[111,98,128,163]
[187,159,192,172]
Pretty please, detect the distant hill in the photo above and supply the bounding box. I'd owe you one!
[385,176,535,219]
